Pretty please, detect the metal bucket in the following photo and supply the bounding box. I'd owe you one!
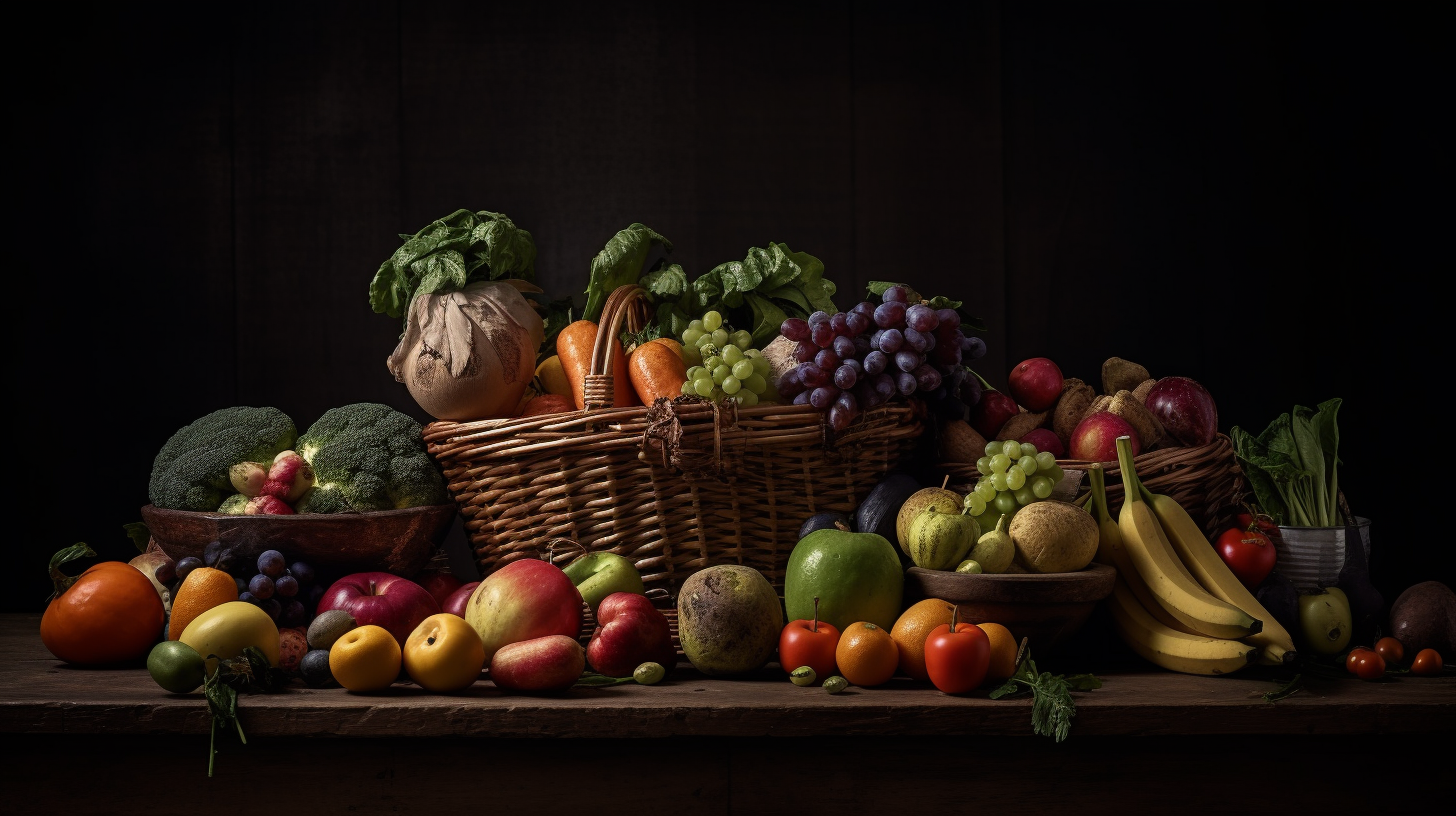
[1274,517,1370,590]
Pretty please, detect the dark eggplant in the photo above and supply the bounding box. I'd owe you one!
[1335,522,1383,645]
[1255,570,1300,637]
[854,473,922,543]
[799,512,853,540]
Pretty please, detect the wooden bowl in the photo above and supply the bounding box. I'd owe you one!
[139,503,458,578]
[903,563,1117,654]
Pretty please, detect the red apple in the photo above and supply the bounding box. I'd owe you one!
[414,569,465,610]
[1144,376,1219,447]
[464,559,583,662]
[442,581,480,617]
[586,592,676,678]
[1069,411,1141,463]
[1007,358,1064,412]
[1018,427,1065,458]
[969,390,1020,439]
[490,634,585,693]
[316,572,441,647]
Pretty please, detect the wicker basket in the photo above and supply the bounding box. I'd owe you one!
[943,433,1243,537]
[423,284,925,597]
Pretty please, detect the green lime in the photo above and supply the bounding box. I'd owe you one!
[147,640,205,693]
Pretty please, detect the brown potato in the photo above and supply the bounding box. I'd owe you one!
[1102,357,1151,396]
[941,419,988,464]
[995,410,1050,441]
[1132,378,1157,404]
[1081,394,1113,422]
[1052,380,1096,450]
[1109,389,1164,448]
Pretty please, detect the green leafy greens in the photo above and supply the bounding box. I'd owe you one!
[202,646,291,777]
[657,242,839,347]
[369,209,538,323]
[988,646,1102,742]
[583,223,673,323]
[1231,398,1342,527]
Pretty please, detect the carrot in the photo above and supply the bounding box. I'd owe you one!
[628,338,689,405]
[556,320,639,409]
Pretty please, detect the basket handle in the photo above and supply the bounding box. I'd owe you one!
[584,284,650,410]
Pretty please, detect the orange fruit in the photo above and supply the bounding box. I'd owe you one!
[835,622,899,687]
[330,624,403,692]
[167,566,238,640]
[977,622,1019,683]
[890,598,957,681]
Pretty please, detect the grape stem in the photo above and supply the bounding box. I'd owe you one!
[968,368,995,392]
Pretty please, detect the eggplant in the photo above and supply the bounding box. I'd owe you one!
[854,473,922,543]
[1255,570,1300,637]
[799,512,853,540]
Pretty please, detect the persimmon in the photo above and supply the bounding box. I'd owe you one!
[41,545,164,665]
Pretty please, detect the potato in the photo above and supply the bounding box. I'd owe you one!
[941,419,988,464]
[1052,379,1096,450]
[1131,378,1157,404]
[1102,357,1151,396]
[1008,500,1099,573]
[1080,394,1113,422]
[1108,390,1164,448]
[994,410,1050,441]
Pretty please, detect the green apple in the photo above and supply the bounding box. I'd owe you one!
[561,552,645,614]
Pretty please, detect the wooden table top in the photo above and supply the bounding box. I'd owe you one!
[3,614,1451,739]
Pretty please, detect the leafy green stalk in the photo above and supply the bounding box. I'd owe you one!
[988,646,1101,742]
[202,646,292,777]
[123,522,151,554]
[1233,398,1343,527]
[661,242,840,347]
[583,223,672,323]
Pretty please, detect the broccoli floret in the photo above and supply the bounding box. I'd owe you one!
[293,403,449,513]
[149,406,298,511]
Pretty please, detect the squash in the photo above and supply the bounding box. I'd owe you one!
[386,280,545,421]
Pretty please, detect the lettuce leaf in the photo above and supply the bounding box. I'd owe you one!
[583,223,672,322]
[370,209,536,323]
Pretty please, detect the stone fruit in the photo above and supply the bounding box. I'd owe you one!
[905,506,980,571]
[785,529,904,633]
[489,634,585,693]
[179,600,281,675]
[1008,500,1099,573]
[967,514,1015,574]
[404,613,487,692]
[896,485,963,554]
[1008,357,1064,412]
[1144,376,1218,447]
[299,648,336,687]
[278,627,308,672]
[1069,411,1140,463]
[330,624,402,692]
[677,565,783,676]
[464,559,583,663]
[306,609,358,651]
[147,640,205,693]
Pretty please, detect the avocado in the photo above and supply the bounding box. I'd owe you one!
[855,473,921,542]
[1388,581,1456,658]
[798,512,853,540]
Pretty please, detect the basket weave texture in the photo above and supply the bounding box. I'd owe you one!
[944,433,1243,537]
[423,284,925,596]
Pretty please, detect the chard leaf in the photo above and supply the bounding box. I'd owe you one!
[584,223,672,322]
[1291,406,1329,526]
[371,208,538,324]
[745,293,789,348]
[469,211,537,281]
[1232,426,1290,524]
[765,285,811,312]
[1312,398,1342,523]
[639,260,687,298]
[798,277,838,313]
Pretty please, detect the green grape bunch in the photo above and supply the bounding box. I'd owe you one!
[966,439,1064,532]
[679,310,775,405]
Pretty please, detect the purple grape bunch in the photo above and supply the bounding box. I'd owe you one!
[775,284,988,430]
[242,549,320,628]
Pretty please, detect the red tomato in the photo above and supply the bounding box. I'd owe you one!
[779,619,841,681]
[1348,649,1386,681]
[1410,649,1443,676]
[41,559,164,665]
[1216,526,1277,590]
[1346,647,1374,673]
[1374,636,1405,666]
[923,621,990,694]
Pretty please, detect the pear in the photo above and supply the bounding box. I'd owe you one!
[967,515,1015,574]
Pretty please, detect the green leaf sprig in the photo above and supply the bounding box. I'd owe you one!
[202,646,291,777]
[370,209,538,325]
[988,641,1101,742]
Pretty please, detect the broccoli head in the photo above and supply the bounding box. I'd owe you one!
[149,406,298,511]
[293,402,449,513]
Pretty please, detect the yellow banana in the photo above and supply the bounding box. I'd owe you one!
[1114,437,1262,639]
[1088,466,1199,634]
[1107,577,1260,675]
[1140,484,1297,665]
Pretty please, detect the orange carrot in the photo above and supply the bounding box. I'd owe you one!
[555,320,638,409]
[628,338,688,405]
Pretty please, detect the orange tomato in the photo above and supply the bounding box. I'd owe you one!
[41,554,164,665]
[835,621,899,687]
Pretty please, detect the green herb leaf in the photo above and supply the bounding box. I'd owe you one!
[639,260,688,298]
[524,293,576,365]
[583,223,672,322]
[123,522,150,554]
[371,209,537,323]
[988,678,1026,700]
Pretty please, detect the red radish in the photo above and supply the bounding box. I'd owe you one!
[260,451,314,503]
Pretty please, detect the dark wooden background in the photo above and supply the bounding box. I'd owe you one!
[13,1,1447,613]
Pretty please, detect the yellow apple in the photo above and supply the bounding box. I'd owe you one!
[403,613,486,692]
[330,624,402,692]
[179,601,280,675]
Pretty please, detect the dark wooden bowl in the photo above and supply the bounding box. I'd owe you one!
[139,503,458,578]
[903,563,1117,654]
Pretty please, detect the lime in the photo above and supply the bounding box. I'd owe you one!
[147,640,205,693]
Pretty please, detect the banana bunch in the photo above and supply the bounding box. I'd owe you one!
[1088,437,1298,675]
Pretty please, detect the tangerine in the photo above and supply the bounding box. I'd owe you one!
[835,621,899,687]
[977,622,1019,683]
[168,566,238,640]
[890,598,957,681]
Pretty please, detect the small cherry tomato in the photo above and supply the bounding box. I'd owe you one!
[1410,649,1443,676]
[1348,649,1386,681]
[1346,647,1373,673]
[1374,636,1404,666]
